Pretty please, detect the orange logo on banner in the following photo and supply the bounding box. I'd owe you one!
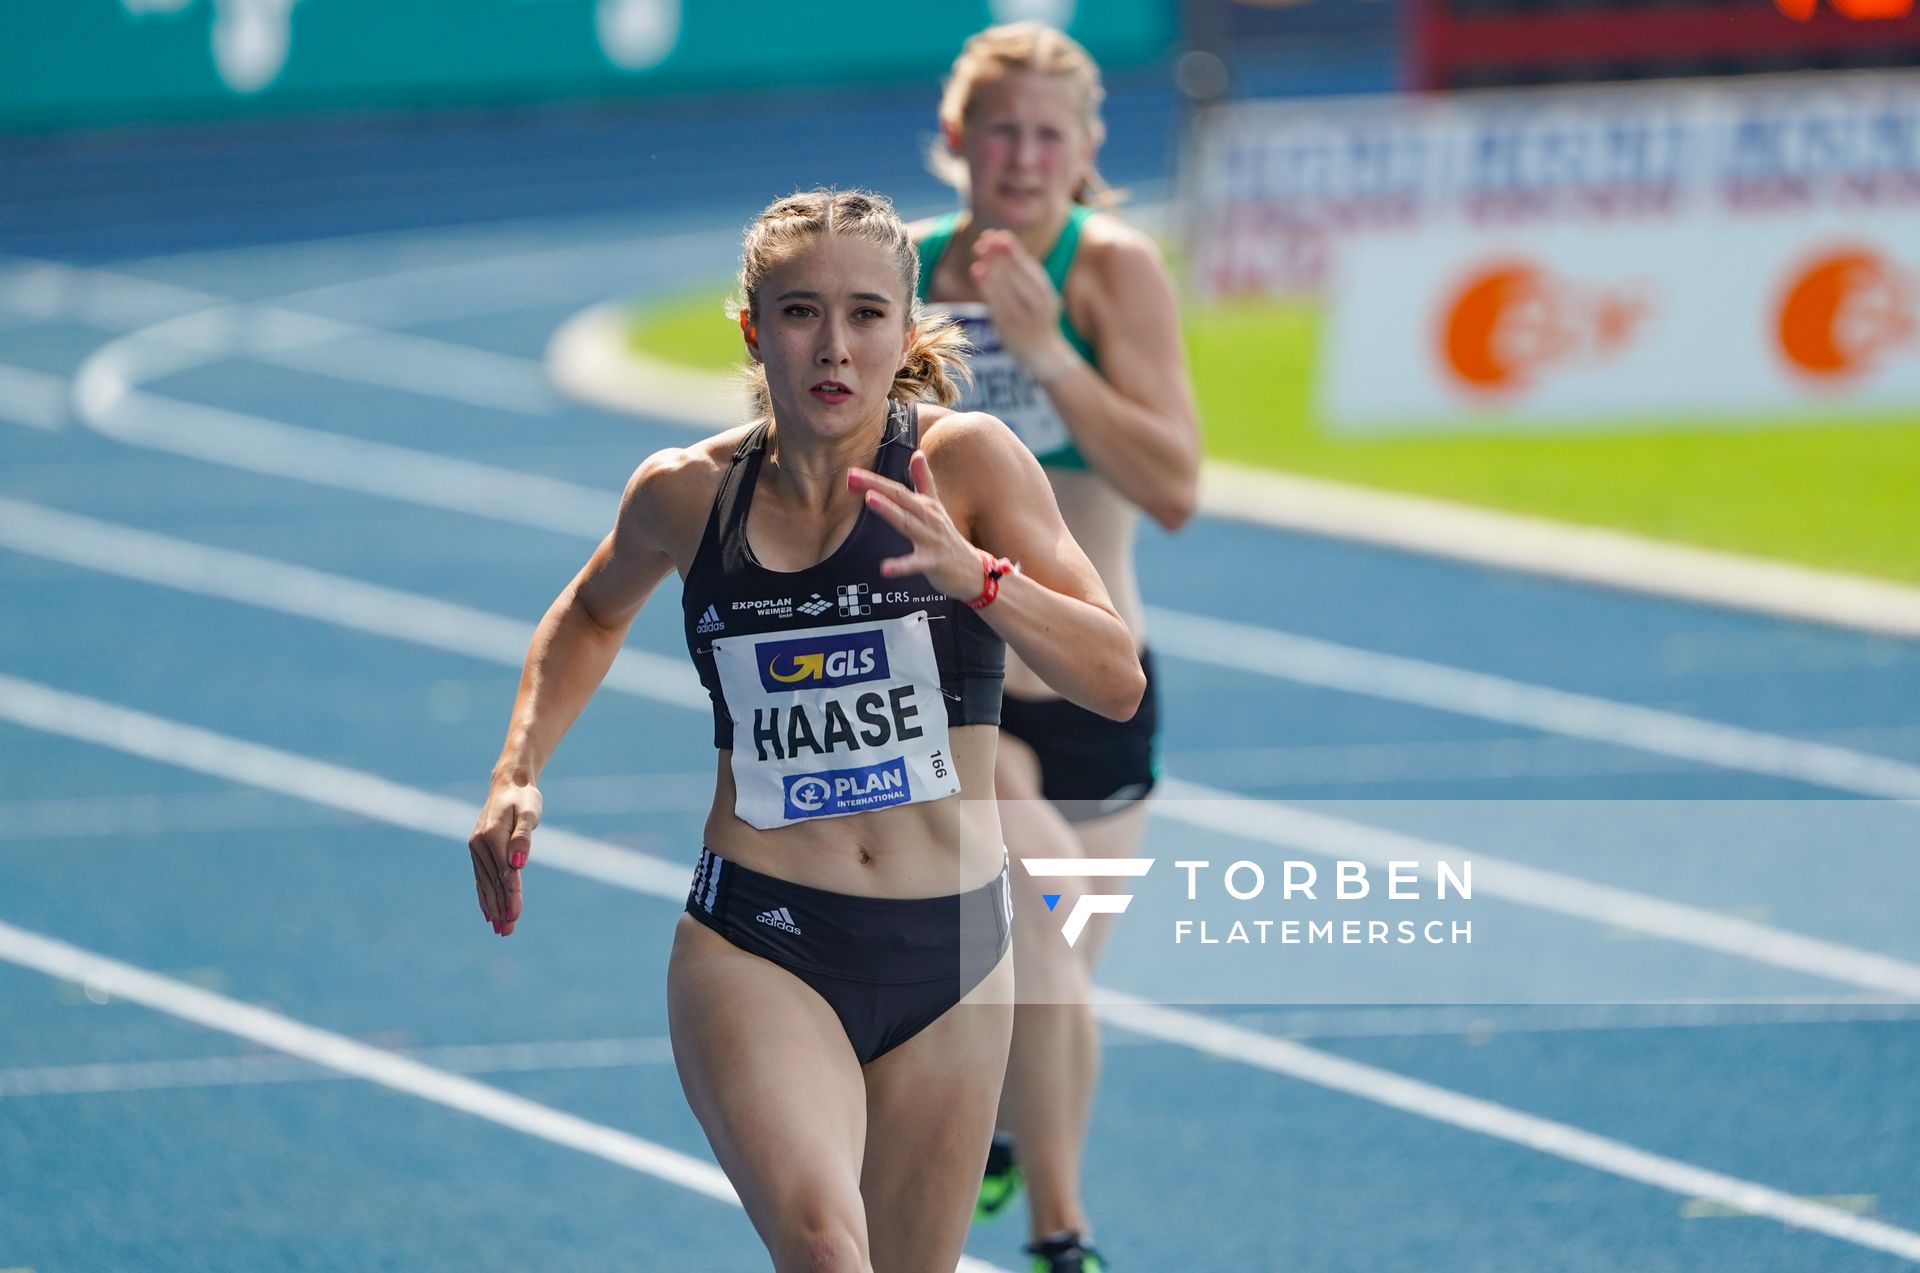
[1775,0,1913,20]
[1776,246,1917,380]
[1440,262,1649,395]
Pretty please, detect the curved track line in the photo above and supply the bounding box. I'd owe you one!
[1146,608,1920,800]
[0,921,1016,1273]
[2,674,1915,1265]
[1096,990,1920,1265]
[0,511,1912,992]
[0,920,738,1201]
[544,291,1920,639]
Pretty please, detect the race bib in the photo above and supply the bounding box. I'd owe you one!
[711,612,960,830]
[937,302,1077,460]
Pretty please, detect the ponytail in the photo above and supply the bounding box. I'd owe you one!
[893,311,973,407]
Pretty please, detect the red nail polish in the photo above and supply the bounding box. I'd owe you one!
[510,850,527,870]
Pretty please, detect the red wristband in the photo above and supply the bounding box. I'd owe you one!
[966,551,1017,610]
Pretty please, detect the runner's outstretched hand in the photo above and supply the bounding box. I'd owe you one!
[469,778,540,936]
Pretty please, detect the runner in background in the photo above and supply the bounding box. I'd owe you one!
[914,22,1202,1273]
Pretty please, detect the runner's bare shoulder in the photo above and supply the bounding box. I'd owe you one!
[916,406,1040,515]
[618,423,758,568]
[1074,212,1171,301]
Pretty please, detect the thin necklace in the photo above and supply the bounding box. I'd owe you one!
[764,452,848,481]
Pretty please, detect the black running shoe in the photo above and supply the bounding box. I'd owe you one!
[976,1132,1023,1222]
[1025,1231,1106,1273]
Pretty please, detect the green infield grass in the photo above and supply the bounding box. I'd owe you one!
[627,291,1920,585]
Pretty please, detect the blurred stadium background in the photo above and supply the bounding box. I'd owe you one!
[3,2,1919,1270]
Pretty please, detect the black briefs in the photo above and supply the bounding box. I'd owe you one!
[684,847,1012,1064]
[999,648,1160,821]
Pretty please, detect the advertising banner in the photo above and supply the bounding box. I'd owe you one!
[1183,71,1920,432]
[1321,212,1919,431]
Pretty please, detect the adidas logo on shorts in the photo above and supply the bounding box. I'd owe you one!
[755,906,802,935]
[798,593,832,617]
[696,604,724,634]
[837,583,872,617]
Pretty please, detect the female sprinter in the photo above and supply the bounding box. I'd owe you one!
[467,189,1143,1273]
[913,22,1201,1273]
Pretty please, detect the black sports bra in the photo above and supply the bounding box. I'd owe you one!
[681,402,1006,754]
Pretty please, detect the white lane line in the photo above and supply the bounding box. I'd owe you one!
[0,363,67,431]
[547,301,738,429]
[3,258,557,415]
[1147,607,1920,801]
[68,377,614,538]
[0,771,713,842]
[0,918,736,1202]
[33,223,1920,1259]
[1199,462,1920,642]
[11,487,1919,812]
[1157,778,1920,1000]
[250,328,558,416]
[143,303,558,416]
[265,223,743,328]
[1162,737,1706,786]
[0,689,1911,1268]
[1115,1000,1920,1045]
[1167,728,1920,789]
[2,510,1913,994]
[58,263,1920,806]
[0,1037,677,1098]
[53,269,1920,807]
[12,1001,1916,1097]
[0,923,1018,1273]
[0,497,703,708]
[29,240,1920,643]
[1093,989,1920,1265]
[552,290,1920,639]
[0,674,692,902]
[3,259,560,418]
[13,669,1901,998]
[17,1001,1917,1097]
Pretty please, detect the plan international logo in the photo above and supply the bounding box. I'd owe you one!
[1020,858,1155,948]
[783,757,912,820]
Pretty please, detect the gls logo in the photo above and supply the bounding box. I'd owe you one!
[1021,858,1155,948]
[756,630,889,693]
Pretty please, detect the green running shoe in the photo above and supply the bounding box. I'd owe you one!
[975,1133,1023,1222]
[1025,1231,1106,1273]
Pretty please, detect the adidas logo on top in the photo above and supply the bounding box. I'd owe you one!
[754,906,802,935]
[696,604,724,634]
